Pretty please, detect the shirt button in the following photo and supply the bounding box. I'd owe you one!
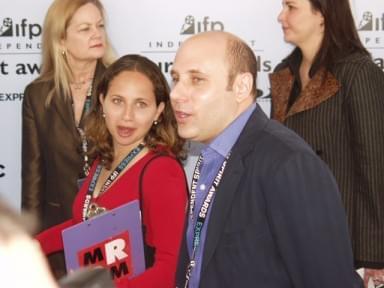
[199,184,206,191]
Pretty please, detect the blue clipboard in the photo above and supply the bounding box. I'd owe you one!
[62,200,145,280]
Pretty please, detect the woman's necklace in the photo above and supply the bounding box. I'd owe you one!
[71,78,93,90]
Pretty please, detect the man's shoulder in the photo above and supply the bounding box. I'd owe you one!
[235,116,333,188]
[266,119,314,153]
[241,112,317,163]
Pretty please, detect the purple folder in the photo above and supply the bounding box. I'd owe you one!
[62,200,145,280]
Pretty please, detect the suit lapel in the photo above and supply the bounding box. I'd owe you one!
[287,68,340,118]
[270,67,340,122]
[200,107,268,274]
[52,88,77,135]
[269,67,294,123]
[200,153,244,274]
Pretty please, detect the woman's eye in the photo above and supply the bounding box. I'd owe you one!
[136,101,148,108]
[112,98,122,104]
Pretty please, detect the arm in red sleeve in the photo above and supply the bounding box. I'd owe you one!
[35,219,74,255]
[117,156,187,288]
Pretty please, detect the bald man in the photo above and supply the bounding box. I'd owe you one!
[170,31,362,288]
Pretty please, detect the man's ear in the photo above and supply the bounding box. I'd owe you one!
[232,72,253,103]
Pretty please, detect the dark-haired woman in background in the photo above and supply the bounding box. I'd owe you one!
[269,0,384,286]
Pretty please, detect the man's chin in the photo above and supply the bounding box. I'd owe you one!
[177,128,198,142]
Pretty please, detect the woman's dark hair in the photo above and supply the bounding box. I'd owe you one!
[85,54,185,168]
[308,0,369,70]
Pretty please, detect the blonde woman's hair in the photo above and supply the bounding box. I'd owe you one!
[35,0,115,106]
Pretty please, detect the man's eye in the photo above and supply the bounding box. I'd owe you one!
[192,77,204,84]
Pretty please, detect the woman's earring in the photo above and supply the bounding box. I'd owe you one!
[153,120,158,126]
[61,50,66,56]
[102,112,106,118]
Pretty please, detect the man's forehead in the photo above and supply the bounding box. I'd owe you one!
[171,56,226,76]
[172,41,227,74]
[171,61,208,75]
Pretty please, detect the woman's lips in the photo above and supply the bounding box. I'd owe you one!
[117,126,135,137]
[90,43,103,48]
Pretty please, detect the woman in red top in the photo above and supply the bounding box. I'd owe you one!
[36,54,188,287]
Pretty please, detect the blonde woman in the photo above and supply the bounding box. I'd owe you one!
[21,0,115,277]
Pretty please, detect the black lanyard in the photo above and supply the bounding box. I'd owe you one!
[77,81,93,177]
[78,80,93,122]
[185,153,229,287]
[82,143,145,220]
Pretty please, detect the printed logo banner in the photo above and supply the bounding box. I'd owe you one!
[0,0,382,209]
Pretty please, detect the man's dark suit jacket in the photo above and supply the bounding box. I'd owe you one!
[176,105,363,288]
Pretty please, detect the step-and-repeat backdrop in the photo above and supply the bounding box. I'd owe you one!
[0,0,382,209]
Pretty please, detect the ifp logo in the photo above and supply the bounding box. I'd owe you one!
[358,11,384,31]
[0,17,42,40]
[180,15,224,35]
[0,164,5,178]
[0,18,12,36]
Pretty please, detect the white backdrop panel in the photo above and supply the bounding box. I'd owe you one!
[0,0,52,208]
[0,0,382,211]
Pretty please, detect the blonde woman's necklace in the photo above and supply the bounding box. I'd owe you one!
[71,77,93,90]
